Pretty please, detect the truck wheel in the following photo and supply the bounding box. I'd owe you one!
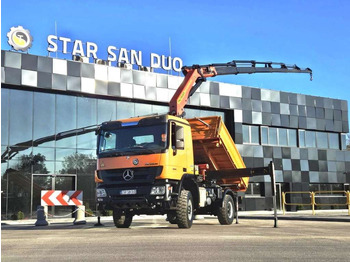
[176,190,194,228]
[217,194,235,225]
[166,213,177,224]
[113,209,133,228]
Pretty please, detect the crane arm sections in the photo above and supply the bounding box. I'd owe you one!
[169,60,312,116]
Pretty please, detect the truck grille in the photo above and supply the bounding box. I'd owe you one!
[100,166,163,187]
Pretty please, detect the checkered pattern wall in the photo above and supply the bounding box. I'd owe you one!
[2,50,350,185]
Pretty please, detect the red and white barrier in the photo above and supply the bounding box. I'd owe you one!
[41,190,83,206]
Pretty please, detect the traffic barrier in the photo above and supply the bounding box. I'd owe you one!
[39,190,85,225]
[282,190,350,215]
[41,190,83,206]
[73,205,87,225]
[35,205,49,226]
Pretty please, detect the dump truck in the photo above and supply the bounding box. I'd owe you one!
[95,60,312,228]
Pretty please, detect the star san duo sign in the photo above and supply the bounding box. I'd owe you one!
[6,25,183,72]
[47,35,183,72]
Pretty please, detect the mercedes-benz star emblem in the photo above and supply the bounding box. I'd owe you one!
[122,169,134,181]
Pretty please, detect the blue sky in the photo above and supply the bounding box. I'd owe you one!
[2,0,350,105]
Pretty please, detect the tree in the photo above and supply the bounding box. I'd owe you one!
[2,153,49,218]
[60,153,97,209]
[60,153,96,174]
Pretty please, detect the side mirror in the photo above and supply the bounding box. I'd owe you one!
[171,122,177,155]
[175,126,184,150]
[171,122,185,156]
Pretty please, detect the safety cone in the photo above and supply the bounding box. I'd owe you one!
[35,206,49,226]
[73,205,87,225]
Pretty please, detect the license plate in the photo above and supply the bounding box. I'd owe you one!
[120,189,137,195]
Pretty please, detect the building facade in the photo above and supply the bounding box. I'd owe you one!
[1,50,350,218]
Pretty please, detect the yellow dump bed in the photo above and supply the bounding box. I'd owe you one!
[187,116,249,191]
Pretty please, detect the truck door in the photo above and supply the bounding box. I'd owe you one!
[169,121,191,179]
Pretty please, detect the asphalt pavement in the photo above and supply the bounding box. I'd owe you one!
[2,210,349,261]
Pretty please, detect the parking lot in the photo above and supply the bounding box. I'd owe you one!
[2,216,350,261]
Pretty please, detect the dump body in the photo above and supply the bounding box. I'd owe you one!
[187,116,249,191]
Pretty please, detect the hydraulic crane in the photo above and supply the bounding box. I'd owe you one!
[169,60,312,117]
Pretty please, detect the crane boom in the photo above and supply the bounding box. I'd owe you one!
[169,60,312,116]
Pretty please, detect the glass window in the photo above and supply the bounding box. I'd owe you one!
[135,103,152,117]
[319,184,331,192]
[77,97,97,149]
[251,126,259,144]
[6,159,32,216]
[242,125,249,143]
[56,95,77,148]
[184,108,200,119]
[269,128,277,145]
[316,132,328,149]
[1,89,9,146]
[279,128,288,146]
[260,126,297,147]
[305,131,316,147]
[199,110,225,119]
[328,133,339,149]
[97,100,117,123]
[33,93,55,147]
[288,129,297,147]
[331,184,344,194]
[1,162,8,217]
[74,151,97,210]
[300,130,341,149]
[117,101,135,119]
[341,134,347,150]
[9,90,33,146]
[309,184,319,192]
[246,183,261,196]
[152,105,168,115]
[261,127,268,145]
[78,97,97,127]
[32,147,55,161]
[299,130,305,147]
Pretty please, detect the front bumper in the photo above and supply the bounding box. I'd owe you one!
[97,182,173,210]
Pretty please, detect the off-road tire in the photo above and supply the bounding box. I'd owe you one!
[217,194,235,225]
[166,212,177,224]
[113,209,133,228]
[176,190,194,228]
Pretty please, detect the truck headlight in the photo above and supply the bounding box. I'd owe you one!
[96,188,107,197]
[150,186,165,195]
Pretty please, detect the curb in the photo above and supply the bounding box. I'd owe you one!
[239,215,350,223]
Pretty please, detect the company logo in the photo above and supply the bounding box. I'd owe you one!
[7,26,33,52]
[133,159,139,166]
[122,169,134,181]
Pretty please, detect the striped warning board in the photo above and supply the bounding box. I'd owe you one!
[41,190,83,206]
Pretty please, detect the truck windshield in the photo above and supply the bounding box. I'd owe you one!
[98,124,168,156]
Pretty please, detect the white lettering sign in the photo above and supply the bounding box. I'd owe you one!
[47,35,183,72]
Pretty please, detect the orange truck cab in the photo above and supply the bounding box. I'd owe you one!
[96,114,194,208]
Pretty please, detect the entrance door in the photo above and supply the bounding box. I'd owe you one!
[31,174,77,218]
